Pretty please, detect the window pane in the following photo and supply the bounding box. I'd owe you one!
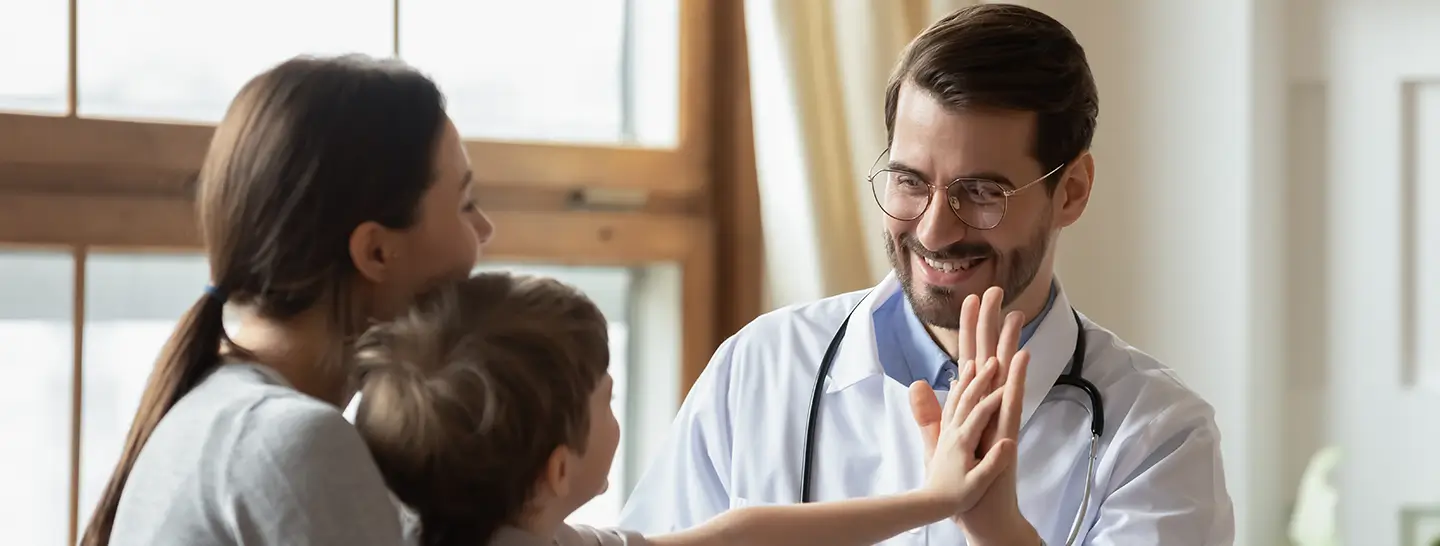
[401,0,679,147]
[0,0,68,114]
[473,263,633,527]
[78,252,210,529]
[0,251,74,546]
[77,0,392,123]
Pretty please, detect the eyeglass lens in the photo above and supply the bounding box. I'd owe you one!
[870,170,1007,229]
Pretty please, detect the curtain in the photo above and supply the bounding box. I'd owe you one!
[745,0,978,309]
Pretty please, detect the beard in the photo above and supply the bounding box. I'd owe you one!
[885,217,1052,329]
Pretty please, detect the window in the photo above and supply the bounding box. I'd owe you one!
[78,252,212,529]
[77,0,393,123]
[0,0,749,541]
[400,0,679,147]
[0,251,73,546]
[0,0,68,114]
[66,0,681,147]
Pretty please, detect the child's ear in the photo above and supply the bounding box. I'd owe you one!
[540,446,572,499]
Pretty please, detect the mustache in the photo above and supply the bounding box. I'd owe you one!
[899,234,994,260]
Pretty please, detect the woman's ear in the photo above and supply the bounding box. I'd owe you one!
[349,221,397,284]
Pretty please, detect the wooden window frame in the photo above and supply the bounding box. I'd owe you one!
[0,1,761,543]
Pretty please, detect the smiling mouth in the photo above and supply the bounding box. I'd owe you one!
[921,255,987,273]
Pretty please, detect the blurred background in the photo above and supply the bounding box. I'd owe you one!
[0,0,1436,545]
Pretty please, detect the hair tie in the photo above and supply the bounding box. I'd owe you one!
[204,285,229,303]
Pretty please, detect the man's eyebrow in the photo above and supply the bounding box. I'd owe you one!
[460,170,474,190]
[886,160,928,178]
[884,161,1016,187]
[955,171,1015,187]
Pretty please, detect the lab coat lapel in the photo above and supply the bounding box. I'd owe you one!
[822,273,899,393]
[1016,282,1081,431]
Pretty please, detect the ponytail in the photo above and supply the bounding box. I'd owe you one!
[79,290,230,546]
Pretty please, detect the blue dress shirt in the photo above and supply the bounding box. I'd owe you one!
[874,283,1057,391]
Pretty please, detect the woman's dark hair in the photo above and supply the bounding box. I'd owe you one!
[353,272,611,546]
[80,54,449,546]
[884,3,1099,191]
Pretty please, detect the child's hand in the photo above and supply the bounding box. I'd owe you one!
[913,356,1015,514]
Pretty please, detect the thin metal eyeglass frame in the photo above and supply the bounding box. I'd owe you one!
[865,148,1066,229]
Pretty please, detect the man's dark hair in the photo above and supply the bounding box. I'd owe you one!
[884,4,1099,189]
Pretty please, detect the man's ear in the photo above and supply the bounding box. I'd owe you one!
[349,221,396,284]
[1055,151,1095,228]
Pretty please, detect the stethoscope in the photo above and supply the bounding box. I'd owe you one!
[800,297,1105,546]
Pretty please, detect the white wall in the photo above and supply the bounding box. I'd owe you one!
[1004,1,1291,544]
[1281,0,1335,536]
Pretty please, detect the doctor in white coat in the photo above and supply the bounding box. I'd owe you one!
[619,4,1234,545]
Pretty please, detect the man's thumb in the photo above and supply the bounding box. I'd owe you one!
[909,380,941,459]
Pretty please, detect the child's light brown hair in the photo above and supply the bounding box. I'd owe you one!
[353,272,610,546]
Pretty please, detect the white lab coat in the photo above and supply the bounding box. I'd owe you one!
[619,273,1235,545]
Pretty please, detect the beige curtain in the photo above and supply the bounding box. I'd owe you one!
[746,0,978,309]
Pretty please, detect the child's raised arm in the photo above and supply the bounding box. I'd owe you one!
[647,360,1015,546]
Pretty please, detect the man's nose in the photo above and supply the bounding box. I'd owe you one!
[913,194,967,251]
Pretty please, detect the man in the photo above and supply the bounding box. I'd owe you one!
[619,4,1234,545]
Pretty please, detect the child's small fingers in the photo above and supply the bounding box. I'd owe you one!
[953,359,996,426]
[970,438,1015,484]
[942,361,972,426]
[957,390,1003,450]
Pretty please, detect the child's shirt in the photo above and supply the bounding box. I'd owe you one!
[489,524,649,546]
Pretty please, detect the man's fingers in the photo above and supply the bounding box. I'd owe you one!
[996,310,1024,388]
[909,380,942,462]
[976,287,1004,366]
[998,349,1032,440]
[957,294,980,365]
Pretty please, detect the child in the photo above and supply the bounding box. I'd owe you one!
[352,272,1013,546]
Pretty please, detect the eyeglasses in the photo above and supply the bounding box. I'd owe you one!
[866,149,1066,230]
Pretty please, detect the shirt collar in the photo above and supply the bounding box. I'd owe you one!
[1020,281,1059,346]
[898,294,957,386]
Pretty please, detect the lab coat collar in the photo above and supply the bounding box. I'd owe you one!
[824,273,1079,432]
[1015,282,1080,431]
[823,272,900,394]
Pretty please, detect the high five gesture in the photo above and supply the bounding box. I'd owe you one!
[911,287,1042,545]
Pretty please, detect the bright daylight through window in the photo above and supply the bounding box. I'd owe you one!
[0,0,679,148]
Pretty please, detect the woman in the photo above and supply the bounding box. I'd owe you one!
[80,54,493,546]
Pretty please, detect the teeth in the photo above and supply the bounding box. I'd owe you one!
[924,256,983,272]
